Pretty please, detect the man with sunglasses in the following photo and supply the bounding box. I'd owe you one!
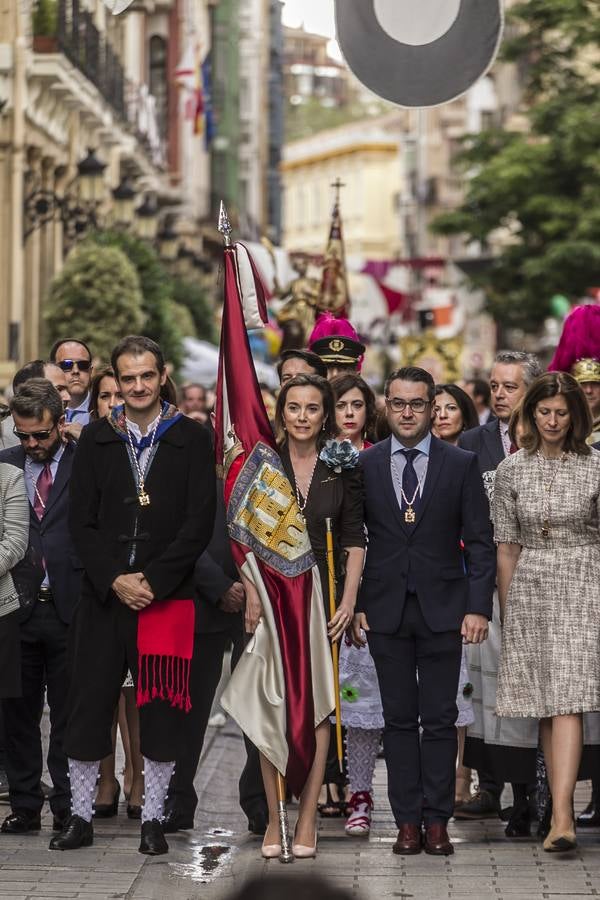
[0,379,80,837]
[49,339,94,431]
[353,366,495,857]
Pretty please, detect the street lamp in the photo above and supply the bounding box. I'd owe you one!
[76,148,107,204]
[157,219,179,261]
[112,177,137,226]
[23,147,107,243]
[135,194,159,241]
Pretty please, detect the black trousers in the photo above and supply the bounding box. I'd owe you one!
[368,593,462,826]
[64,594,183,762]
[166,630,232,820]
[166,628,267,823]
[1,602,70,815]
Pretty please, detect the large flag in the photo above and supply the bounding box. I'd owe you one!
[334,0,504,108]
[215,224,334,796]
[319,197,350,318]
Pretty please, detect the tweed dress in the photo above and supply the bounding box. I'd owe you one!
[494,448,600,719]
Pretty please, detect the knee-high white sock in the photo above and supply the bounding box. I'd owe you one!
[68,758,100,823]
[347,727,382,794]
[142,758,175,824]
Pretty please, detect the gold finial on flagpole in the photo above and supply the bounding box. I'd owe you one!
[218,201,232,247]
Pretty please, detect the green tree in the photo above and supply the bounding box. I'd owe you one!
[430,0,600,332]
[44,243,143,362]
[171,276,217,343]
[91,230,184,371]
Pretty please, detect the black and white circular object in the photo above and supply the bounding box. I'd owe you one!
[334,0,504,108]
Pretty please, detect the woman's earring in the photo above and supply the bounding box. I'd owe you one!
[322,422,326,431]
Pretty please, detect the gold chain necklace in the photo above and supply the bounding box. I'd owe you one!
[126,414,161,507]
[536,450,567,537]
[291,452,318,523]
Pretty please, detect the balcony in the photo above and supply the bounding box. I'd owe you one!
[33,0,126,120]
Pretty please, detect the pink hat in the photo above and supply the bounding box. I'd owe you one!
[308,313,365,370]
[548,305,600,383]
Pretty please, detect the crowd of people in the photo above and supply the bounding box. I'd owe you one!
[0,304,600,863]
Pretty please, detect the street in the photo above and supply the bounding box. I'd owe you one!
[2,718,600,900]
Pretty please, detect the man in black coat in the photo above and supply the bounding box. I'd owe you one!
[354,367,495,857]
[0,379,80,835]
[51,336,215,856]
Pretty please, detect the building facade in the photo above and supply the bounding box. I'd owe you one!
[0,0,213,385]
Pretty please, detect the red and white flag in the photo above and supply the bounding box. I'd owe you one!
[216,232,334,795]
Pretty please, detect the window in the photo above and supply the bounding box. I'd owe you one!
[149,35,168,138]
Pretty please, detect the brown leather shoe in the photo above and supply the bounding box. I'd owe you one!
[424,822,453,855]
[392,823,422,855]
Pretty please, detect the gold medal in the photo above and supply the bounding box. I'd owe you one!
[404,506,416,524]
[138,488,151,507]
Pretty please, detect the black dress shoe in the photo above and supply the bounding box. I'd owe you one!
[52,809,71,832]
[94,782,121,818]
[127,804,142,820]
[577,800,600,827]
[1,809,41,834]
[247,815,267,836]
[453,790,500,820]
[505,802,531,838]
[162,811,194,833]
[139,819,169,855]
[49,814,93,850]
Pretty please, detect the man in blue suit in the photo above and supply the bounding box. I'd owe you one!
[354,367,495,856]
[0,379,80,835]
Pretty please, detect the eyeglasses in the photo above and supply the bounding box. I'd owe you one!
[58,359,92,373]
[13,426,56,441]
[385,397,430,413]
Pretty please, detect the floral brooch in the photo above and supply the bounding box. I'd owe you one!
[319,439,359,473]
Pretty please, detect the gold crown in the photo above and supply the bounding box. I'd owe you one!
[572,357,600,384]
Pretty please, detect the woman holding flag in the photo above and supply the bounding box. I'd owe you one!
[271,374,366,849]
[215,211,365,861]
[238,373,365,858]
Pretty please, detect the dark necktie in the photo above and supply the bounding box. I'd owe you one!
[33,463,53,520]
[401,448,421,519]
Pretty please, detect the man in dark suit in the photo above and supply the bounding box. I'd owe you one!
[456,351,542,830]
[354,366,495,856]
[163,480,268,835]
[0,379,80,835]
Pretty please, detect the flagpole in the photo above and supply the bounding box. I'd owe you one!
[325,517,344,772]
[218,202,294,864]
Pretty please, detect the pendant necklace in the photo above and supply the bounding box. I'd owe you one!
[126,414,161,507]
[536,449,566,537]
[391,457,426,523]
[292,452,318,524]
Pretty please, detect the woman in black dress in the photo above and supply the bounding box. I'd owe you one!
[256,374,365,856]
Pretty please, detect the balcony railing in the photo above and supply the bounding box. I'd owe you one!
[56,0,126,119]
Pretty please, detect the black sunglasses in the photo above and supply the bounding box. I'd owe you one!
[13,426,56,441]
[58,359,92,372]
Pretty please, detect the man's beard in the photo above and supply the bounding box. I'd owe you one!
[25,433,63,462]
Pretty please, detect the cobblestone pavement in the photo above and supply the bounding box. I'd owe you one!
[1,719,600,900]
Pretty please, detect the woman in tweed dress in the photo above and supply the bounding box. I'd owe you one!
[0,462,29,698]
[494,372,600,853]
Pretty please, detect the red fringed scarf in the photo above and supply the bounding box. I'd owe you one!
[136,599,195,712]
